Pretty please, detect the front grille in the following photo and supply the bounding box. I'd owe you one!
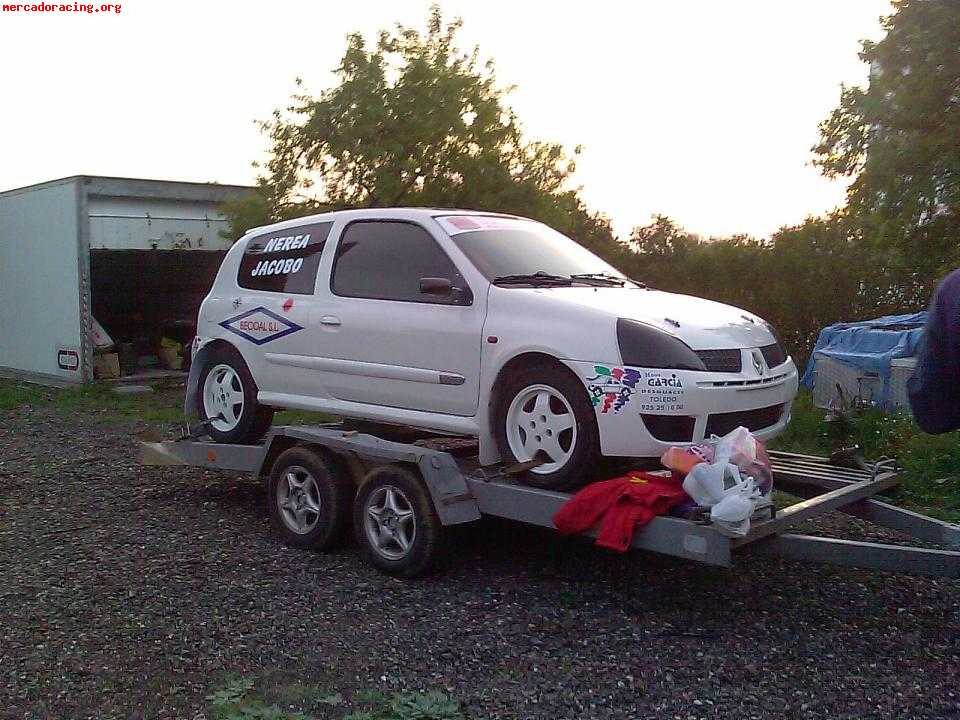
[641,414,696,442]
[695,349,742,373]
[759,342,786,368]
[705,403,784,437]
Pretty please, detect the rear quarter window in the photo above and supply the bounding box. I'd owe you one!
[237,221,333,294]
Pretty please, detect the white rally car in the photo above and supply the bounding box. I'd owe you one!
[186,208,798,490]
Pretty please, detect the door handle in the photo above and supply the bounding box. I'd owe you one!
[320,316,342,326]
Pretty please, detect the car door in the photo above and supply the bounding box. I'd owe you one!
[314,219,486,417]
[221,221,333,399]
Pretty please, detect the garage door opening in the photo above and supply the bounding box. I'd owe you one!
[89,249,226,378]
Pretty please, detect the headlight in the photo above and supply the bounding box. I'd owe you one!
[763,320,785,350]
[617,318,707,371]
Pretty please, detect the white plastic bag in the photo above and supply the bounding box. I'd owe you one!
[683,462,741,507]
[710,494,754,536]
[684,459,765,537]
[710,476,764,537]
[713,425,758,469]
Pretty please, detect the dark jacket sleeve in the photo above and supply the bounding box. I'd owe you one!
[908,269,960,434]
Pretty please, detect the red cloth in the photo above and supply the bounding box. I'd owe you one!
[553,471,688,552]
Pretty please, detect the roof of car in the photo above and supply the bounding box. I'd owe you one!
[244,207,526,236]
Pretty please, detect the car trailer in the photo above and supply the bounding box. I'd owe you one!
[140,424,960,579]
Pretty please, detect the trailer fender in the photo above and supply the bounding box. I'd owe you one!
[414,450,482,526]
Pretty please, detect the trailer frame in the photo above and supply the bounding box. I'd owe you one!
[140,424,960,578]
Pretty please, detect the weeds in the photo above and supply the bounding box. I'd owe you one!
[204,677,470,720]
[772,391,960,521]
[344,689,466,720]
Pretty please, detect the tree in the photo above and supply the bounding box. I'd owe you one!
[813,0,960,287]
[226,6,621,261]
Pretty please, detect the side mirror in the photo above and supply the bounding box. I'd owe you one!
[419,277,473,305]
[419,277,453,296]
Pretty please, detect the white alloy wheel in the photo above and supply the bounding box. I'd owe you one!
[276,465,323,534]
[364,485,417,560]
[505,384,578,474]
[202,363,244,432]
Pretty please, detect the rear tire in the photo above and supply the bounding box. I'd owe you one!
[269,447,353,551]
[353,465,444,578]
[494,363,600,491]
[197,344,274,443]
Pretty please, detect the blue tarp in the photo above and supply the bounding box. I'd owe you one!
[801,312,927,409]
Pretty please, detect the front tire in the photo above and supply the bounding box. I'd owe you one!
[197,344,274,443]
[494,364,600,491]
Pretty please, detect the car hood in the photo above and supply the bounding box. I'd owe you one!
[521,286,776,350]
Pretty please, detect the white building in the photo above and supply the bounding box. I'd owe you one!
[0,175,253,383]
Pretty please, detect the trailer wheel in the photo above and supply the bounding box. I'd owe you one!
[269,447,353,551]
[353,465,443,578]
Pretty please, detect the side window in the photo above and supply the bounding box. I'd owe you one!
[331,221,467,304]
[237,221,333,294]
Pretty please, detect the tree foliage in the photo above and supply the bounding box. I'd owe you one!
[223,2,957,366]
[226,7,620,259]
[813,0,960,283]
[620,213,919,366]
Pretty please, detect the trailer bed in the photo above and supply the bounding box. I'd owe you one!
[141,424,960,578]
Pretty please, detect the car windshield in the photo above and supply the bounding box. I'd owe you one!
[438,216,633,285]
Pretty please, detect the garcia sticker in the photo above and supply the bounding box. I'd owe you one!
[586,365,642,414]
[219,307,303,346]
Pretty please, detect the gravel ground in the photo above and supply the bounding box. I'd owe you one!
[1,397,959,720]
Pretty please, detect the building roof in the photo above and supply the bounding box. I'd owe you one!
[0,174,254,203]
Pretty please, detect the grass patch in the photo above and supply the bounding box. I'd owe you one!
[274,408,339,426]
[0,378,335,429]
[0,378,185,426]
[772,390,960,521]
[0,380,52,412]
[205,677,470,720]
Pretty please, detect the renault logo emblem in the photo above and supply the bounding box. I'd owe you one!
[752,350,765,376]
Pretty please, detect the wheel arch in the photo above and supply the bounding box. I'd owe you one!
[183,338,247,418]
[488,351,589,439]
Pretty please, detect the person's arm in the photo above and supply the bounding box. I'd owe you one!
[908,270,960,434]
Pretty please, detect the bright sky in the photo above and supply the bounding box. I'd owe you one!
[0,0,892,239]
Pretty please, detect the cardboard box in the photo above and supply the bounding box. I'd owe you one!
[158,347,182,371]
[93,352,121,379]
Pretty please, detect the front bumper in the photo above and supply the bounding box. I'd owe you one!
[569,357,799,458]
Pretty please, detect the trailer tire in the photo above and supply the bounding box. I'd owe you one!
[269,447,353,551]
[353,465,444,578]
[197,344,274,443]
